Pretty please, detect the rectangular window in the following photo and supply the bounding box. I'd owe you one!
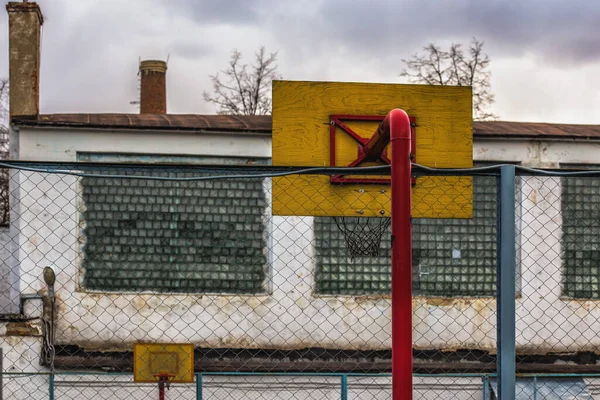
[562,175,600,298]
[315,174,499,297]
[79,159,269,294]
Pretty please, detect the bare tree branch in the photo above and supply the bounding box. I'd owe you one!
[203,46,282,115]
[401,38,497,121]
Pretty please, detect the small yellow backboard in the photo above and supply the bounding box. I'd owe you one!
[133,343,194,383]
[271,80,473,218]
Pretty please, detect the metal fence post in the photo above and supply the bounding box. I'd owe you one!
[0,348,3,400]
[49,373,55,400]
[341,374,348,400]
[482,374,488,400]
[196,373,202,400]
[497,165,516,400]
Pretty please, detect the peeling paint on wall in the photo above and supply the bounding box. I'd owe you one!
[10,127,600,357]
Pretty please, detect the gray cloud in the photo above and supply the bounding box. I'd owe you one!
[1,0,599,122]
[259,0,600,67]
[169,40,214,61]
[166,0,272,25]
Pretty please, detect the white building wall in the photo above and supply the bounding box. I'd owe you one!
[8,126,600,355]
[14,127,272,161]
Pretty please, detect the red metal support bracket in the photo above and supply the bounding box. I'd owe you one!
[329,114,416,184]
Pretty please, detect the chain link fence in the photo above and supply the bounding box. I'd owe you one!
[1,162,600,399]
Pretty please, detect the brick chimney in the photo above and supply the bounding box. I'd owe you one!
[139,60,167,114]
[6,2,44,120]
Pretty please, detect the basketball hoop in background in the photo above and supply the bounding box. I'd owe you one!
[134,343,194,400]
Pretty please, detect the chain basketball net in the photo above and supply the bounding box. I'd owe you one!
[333,216,391,259]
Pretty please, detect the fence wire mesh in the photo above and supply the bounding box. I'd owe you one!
[0,162,599,399]
[513,172,600,399]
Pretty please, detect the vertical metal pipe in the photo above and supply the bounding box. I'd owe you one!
[340,374,348,400]
[158,379,165,400]
[389,108,413,400]
[48,373,54,400]
[197,374,203,400]
[497,165,516,400]
[533,376,537,400]
[0,348,3,400]
[482,375,488,400]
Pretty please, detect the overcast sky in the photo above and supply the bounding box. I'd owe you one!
[1,0,599,123]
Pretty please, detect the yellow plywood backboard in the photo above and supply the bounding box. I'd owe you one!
[271,80,473,218]
[133,343,194,383]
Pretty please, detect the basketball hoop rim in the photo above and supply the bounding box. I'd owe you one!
[153,373,177,380]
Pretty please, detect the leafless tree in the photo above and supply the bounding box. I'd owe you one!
[203,46,282,115]
[401,38,497,121]
[0,78,10,225]
[0,78,8,139]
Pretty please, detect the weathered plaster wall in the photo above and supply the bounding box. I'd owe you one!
[10,127,600,355]
[14,127,271,161]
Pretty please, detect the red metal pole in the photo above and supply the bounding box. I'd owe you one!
[158,376,165,400]
[156,375,171,400]
[387,108,413,400]
[158,378,165,400]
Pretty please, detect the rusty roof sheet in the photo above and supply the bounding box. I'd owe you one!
[473,120,600,139]
[13,114,272,134]
[11,114,600,140]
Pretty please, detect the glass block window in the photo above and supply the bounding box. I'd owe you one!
[315,175,498,297]
[81,173,268,294]
[562,176,600,298]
